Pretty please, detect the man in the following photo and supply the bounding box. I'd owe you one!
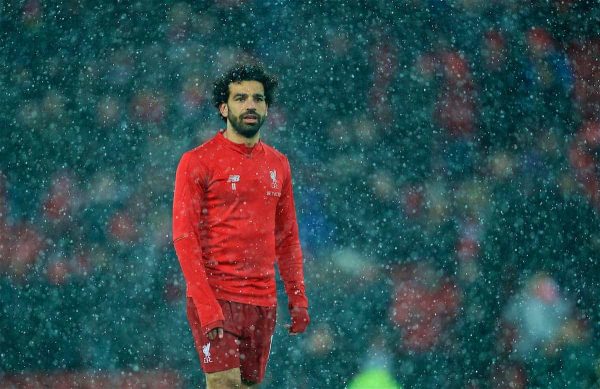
[172,63,309,388]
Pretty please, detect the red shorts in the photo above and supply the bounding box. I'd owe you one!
[186,298,277,384]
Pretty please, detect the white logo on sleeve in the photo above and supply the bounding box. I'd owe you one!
[228,175,240,190]
[202,342,212,363]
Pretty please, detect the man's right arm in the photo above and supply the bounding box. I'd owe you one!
[172,152,224,335]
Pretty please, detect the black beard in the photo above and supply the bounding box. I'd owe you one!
[228,113,265,139]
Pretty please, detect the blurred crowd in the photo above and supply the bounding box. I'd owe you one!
[2,0,600,387]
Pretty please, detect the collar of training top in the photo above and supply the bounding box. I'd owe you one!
[217,129,264,156]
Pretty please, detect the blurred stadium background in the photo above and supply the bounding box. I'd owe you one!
[1,0,600,387]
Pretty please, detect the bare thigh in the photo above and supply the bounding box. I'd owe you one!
[205,367,242,388]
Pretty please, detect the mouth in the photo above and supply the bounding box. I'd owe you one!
[242,114,259,124]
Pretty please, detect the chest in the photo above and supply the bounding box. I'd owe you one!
[205,155,284,205]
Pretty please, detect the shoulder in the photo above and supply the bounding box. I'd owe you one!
[180,135,221,164]
[177,135,220,174]
[188,135,221,158]
[261,142,289,165]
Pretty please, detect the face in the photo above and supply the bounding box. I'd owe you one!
[220,80,268,138]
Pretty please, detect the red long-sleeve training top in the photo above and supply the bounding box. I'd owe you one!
[172,130,308,333]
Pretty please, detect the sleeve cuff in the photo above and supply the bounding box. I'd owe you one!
[288,297,308,310]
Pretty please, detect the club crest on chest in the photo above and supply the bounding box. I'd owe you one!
[269,169,278,189]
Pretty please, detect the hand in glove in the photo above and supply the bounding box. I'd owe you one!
[288,306,310,335]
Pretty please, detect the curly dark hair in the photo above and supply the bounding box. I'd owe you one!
[212,63,278,121]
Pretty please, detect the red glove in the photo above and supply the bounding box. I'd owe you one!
[289,306,310,334]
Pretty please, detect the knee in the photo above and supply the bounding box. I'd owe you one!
[206,369,242,389]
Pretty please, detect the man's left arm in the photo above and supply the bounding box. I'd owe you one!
[275,158,309,334]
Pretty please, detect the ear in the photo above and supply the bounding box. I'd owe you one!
[219,103,228,118]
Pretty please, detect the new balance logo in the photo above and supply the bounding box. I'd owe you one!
[228,175,240,190]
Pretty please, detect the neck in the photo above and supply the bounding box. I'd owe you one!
[224,126,260,147]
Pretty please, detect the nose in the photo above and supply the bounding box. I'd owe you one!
[244,99,257,110]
